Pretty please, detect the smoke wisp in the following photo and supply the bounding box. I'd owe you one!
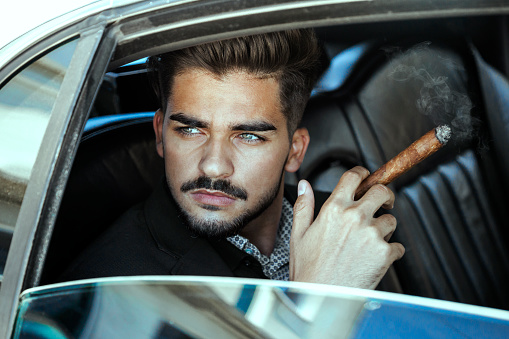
[387,42,480,144]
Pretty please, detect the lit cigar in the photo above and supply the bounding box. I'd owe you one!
[354,125,451,200]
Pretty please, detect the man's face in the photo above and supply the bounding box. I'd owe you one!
[154,68,305,238]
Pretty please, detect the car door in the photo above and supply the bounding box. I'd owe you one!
[0,19,111,338]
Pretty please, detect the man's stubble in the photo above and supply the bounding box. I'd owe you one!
[166,165,285,239]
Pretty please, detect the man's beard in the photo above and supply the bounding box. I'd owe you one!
[168,170,284,239]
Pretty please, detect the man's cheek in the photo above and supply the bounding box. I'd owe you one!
[241,160,279,188]
[167,149,196,174]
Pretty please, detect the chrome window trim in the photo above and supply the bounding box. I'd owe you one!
[0,27,105,339]
[25,29,119,290]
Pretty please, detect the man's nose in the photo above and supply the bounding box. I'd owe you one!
[198,137,234,179]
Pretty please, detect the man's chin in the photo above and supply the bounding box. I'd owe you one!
[182,214,246,239]
[170,174,283,239]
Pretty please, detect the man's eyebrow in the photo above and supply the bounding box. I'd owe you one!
[230,121,277,132]
[169,113,209,128]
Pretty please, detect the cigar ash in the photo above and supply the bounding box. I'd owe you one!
[435,124,452,145]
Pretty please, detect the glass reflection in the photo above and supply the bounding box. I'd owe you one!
[15,278,366,338]
[15,278,509,338]
[0,39,78,276]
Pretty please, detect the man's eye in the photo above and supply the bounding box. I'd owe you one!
[238,133,264,142]
[178,127,200,135]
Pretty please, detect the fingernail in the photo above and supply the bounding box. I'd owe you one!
[298,181,307,196]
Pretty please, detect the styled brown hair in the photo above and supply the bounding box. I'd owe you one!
[147,29,321,134]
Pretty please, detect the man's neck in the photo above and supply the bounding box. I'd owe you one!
[238,184,285,256]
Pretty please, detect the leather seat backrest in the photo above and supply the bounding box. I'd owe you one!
[300,41,509,309]
[42,115,164,283]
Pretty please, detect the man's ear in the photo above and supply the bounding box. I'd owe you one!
[285,127,310,173]
[153,109,165,158]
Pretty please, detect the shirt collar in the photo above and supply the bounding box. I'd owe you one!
[226,197,294,279]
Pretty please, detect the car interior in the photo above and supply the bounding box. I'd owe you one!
[40,15,509,310]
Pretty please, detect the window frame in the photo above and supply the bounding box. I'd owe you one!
[0,26,109,338]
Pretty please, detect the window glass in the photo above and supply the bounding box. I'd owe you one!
[14,278,509,338]
[0,39,78,276]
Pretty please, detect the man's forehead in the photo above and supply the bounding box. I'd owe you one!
[170,67,280,98]
[166,68,287,128]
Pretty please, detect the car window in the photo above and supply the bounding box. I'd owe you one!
[0,39,78,278]
[14,278,509,338]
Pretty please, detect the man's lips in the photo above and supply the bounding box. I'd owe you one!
[190,190,237,207]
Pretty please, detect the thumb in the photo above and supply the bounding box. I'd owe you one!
[292,180,315,238]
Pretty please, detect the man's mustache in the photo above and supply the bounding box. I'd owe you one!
[181,176,248,200]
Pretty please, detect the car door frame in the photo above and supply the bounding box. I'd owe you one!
[0,22,113,339]
[3,0,509,337]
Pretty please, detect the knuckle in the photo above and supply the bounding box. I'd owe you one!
[352,166,370,177]
[379,242,392,257]
[365,225,381,240]
[344,206,365,224]
[371,184,390,196]
[382,213,397,227]
[390,214,397,227]
[397,243,406,257]
[322,199,345,214]
[342,170,363,182]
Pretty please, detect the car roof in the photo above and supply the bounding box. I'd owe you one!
[0,0,97,49]
[0,0,152,53]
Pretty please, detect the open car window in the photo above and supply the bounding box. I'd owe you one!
[0,39,78,278]
[38,0,509,308]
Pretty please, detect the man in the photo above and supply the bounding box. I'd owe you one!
[62,29,404,289]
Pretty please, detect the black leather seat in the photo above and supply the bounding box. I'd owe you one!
[41,114,164,283]
[299,41,509,309]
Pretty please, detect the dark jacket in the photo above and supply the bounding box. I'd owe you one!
[60,181,329,282]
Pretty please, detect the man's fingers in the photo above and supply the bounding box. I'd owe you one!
[359,184,395,214]
[292,180,315,238]
[373,213,397,241]
[331,166,370,202]
[390,242,405,261]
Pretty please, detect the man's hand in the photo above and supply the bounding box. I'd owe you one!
[289,166,405,289]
